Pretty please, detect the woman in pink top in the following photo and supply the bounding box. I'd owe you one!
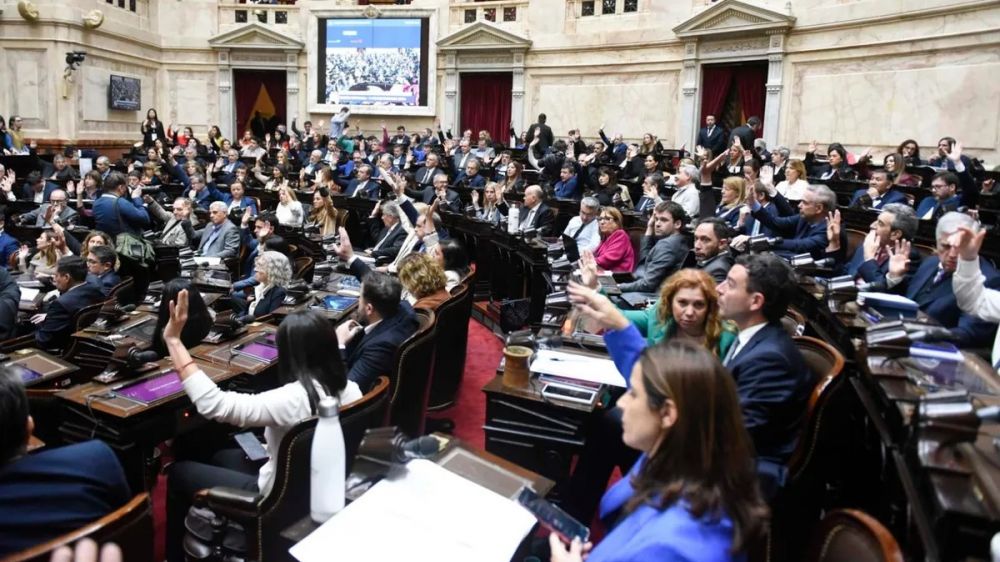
[594,206,636,272]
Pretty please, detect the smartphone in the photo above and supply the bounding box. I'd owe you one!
[517,487,590,543]
[234,431,270,462]
[542,383,597,406]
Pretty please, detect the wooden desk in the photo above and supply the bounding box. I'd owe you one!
[271,290,357,323]
[3,348,78,388]
[68,312,158,372]
[189,323,279,375]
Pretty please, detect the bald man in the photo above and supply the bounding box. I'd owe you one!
[517,185,555,235]
[19,189,77,226]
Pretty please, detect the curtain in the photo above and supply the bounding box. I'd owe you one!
[699,66,734,126]
[735,65,767,138]
[460,72,512,147]
[233,70,287,140]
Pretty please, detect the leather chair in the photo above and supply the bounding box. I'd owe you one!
[781,307,807,337]
[4,493,153,562]
[197,376,391,562]
[427,281,473,411]
[788,335,846,478]
[293,256,314,282]
[806,509,902,562]
[0,298,110,354]
[844,228,867,262]
[108,277,135,306]
[388,308,436,437]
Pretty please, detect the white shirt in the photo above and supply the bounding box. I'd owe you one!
[248,283,271,317]
[182,371,362,496]
[276,200,303,227]
[776,179,808,201]
[953,257,1000,368]
[727,321,768,364]
[562,217,601,253]
[671,184,700,219]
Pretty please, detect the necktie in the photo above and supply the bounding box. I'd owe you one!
[373,224,395,251]
[708,126,714,137]
[521,209,535,229]
[204,225,222,250]
[354,181,366,198]
[933,269,947,285]
[572,221,587,240]
[751,216,761,236]
[722,341,740,367]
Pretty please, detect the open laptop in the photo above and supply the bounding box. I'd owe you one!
[561,234,580,263]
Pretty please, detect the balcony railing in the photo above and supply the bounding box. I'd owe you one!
[449,0,529,29]
[218,1,301,36]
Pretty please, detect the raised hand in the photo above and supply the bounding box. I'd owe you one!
[732,136,742,149]
[808,140,817,153]
[470,189,479,206]
[566,281,629,333]
[888,239,912,279]
[826,210,842,245]
[163,289,189,342]
[861,230,879,260]
[948,140,964,163]
[948,225,986,262]
[578,249,599,289]
[333,226,353,261]
[759,165,774,186]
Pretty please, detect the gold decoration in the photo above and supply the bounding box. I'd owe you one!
[17,0,39,22]
[82,9,105,29]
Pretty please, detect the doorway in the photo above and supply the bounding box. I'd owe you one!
[232,69,287,140]
[699,62,767,138]
[459,72,512,146]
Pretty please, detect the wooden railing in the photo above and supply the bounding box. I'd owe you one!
[217,1,301,36]
[449,0,529,29]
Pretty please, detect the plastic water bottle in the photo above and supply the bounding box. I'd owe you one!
[508,205,520,234]
[310,396,345,523]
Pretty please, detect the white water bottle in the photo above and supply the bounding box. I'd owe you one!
[310,396,345,523]
[508,204,520,234]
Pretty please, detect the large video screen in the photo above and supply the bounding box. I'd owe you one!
[318,18,428,107]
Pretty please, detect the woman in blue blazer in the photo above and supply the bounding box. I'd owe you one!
[237,250,291,323]
[550,340,768,562]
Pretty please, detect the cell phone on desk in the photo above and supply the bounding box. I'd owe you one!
[517,487,590,543]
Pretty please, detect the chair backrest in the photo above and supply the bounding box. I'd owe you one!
[73,300,111,331]
[808,509,903,562]
[5,493,153,562]
[293,256,314,282]
[8,251,18,270]
[781,307,807,337]
[428,281,473,411]
[913,242,936,260]
[788,335,846,478]
[108,277,135,306]
[256,376,390,561]
[844,228,867,261]
[389,308,436,436]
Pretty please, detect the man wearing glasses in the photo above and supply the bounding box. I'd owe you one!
[917,172,962,220]
[18,189,77,227]
[562,197,601,252]
[85,245,121,296]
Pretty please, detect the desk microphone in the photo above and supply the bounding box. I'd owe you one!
[976,406,1000,423]
[858,279,888,292]
[908,326,958,343]
[399,435,442,461]
[116,304,137,314]
[126,348,160,368]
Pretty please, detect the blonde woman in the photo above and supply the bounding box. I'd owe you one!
[715,176,747,227]
[19,231,71,278]
[775,159,809,200]
[275,185,304,228]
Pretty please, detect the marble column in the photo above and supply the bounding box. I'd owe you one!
[285,55,299,130]
[680,42,699,148]
[763,33,786,147]
[443,53,459,132]
[217,56,233,140]
[511,52,526,132]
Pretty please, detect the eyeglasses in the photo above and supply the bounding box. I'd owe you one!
[930,183,948,190]
[597,216,614,222]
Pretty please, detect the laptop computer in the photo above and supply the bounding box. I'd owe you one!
[561,234,580,263]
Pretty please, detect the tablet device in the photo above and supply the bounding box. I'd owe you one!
[322,295,358,312]
[233,342,279,363]
[8,363,43,383]
[561,234,580,263]
[115,371,184,404]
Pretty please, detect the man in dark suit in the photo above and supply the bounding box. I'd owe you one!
[34,256,106,350]
[849,169,909,209]
[0,268,18,341]
[748,184,835,261]
[553,164,580,200]
[618,201,689,294]
[916,171,964,221]
[85,245,122,297]
[729,116,761,151]
[452,158,486,190]
[421,174,462,214]
[452,139,474,173]
[217,148,246,185]
[524,113,554,158]
[841,203,919,286]
[366,200,408,261]
[0,369,131,556]
[888,212,1000,349]
[415,152,445,188]
[517,185,555,235]
[20,172,57,204]
[693,217,735,283]
[346,164,379,200]
[336,270,419,390]
[196,202,241,259]
[18,189,77,227]
[696,114,727,157]
[717,253,815,498]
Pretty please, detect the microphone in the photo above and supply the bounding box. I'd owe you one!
[908,326,958,343]
[399,435,442,461]
[126,347,160,369]
[812,257,835,268]
[117,304,137,314]
[858,279,888,292]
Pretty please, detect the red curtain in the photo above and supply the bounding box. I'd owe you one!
[699,66,734,126]
[735,65,766,138]
[460,72,512,146]
[233,70,287,140]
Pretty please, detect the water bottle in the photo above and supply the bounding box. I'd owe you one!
[310,396,345,523]
[508,204,520,234]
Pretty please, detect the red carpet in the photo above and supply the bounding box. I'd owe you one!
[152,318,502,560]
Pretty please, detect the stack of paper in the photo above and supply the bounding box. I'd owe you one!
[530,349,626,387]
[290,460,536,562]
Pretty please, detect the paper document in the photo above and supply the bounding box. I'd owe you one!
[859,292,919,307]
[290,459,536,562]
[78,158,92,176]
[20,287,39,302]
[531,349,626,387]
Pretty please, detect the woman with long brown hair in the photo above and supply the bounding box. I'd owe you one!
[307,187,341,237]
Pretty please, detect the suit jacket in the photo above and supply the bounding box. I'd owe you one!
[20,204,78,227]
[222,194,258,216]
[618,233,688,294]
[415,166,444,187]
[0,268,19,340]
[898,256,1000,348]
[741,202,780,237]
[715,205,741,228]
[698,250,735,283]
[844,246,921,286]
[518,203,555,235]
[0,232,19,270]
[346,178,379,200]
[0,440,131,556]
[369,222,407,260]
[243,285,287,322]
[341,290,419,390]
[729,125,755,152]
[452,151,474,172]
[420,187,463,214]
[727,322,815,466]
[87,270,122,297]
[849,187,908,209]
[554,176,580,199]
[916,194,961,220]
[20,183,57,203]
[697,125,727,156]
[36,282,106,350]
[217,160,246,185]
[197,220,241,258]
[93,193,151,237]
[525,122,554,156]
[453,172,486,189]
[751,198,828,259]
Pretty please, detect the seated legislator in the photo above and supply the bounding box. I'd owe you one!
[420,174,462,214]
[0,268,18,341]
[164,304,362,562]
[517,185,555,235]
[735,179,792,238]
[593,207,636,273]
[470,182,509,226]
[553,163,580,200]
[93,171,150,238]
[18,189,77,227]
[85,245,122,296]
[308,188,340,237]
[431,238,471,292]
[694,217,736,283]
[398,252,451,310]
[34,256,106,350]
[334,270,419,390]
[452,157,487,190]
[548,342,767,562]
[839,203,920,286]
[888,212,1000,350]
[715,177,747,227]
[275,185,305,228]
[346,164,378,199]
[562,196,602,253]
[145,195,198,248]
[950,224,1000,368]
[196,201,240,258]
[0,210,19,270]
[17,231,72,278]
[0,368,131,556]
[366,200,407,261]
[916,171,963,221]
[234,251,290,323]
[849,169,908,210]
[670,164,701,220]
[222,180,258,216]
[804,142,858,181]
[617,202,689,295]
[746,183,835,261]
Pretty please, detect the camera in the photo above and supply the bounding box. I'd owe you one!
[65,51,86,70]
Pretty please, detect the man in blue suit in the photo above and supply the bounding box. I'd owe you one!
[553,163,580,200]
[888,212,1000,349]
[696,114,727,157]
[335,270,418,390]
[34,256,106,350]
[85,245,122,297]
[841,203,920,286]
[346,164,379,199]
[849,169,909,209]
[93,171,150,237]
[19,171,57,204]
[452,158,487,190]
[717,253,815,497]
[0,368,131,556]
[916,171,963,221]
[748,184,835,261]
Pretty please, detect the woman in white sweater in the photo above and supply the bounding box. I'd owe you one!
[163,298,361,561]
[275,185,304,228]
